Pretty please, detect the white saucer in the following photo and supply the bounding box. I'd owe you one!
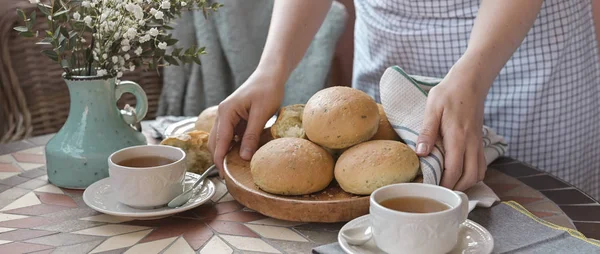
[83,172,215,220]
[338,215,494,254]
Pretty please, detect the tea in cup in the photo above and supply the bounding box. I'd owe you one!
[108,145,187,209]
[369,183,469,254]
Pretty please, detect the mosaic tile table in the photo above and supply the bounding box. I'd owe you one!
[0,133,598,254]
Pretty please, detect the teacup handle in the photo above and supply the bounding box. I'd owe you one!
[115,81,148,126]
[454,191,469,223]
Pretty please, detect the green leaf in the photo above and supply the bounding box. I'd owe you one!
[163,55,179,66]
[20,31,35,37]
[60,26,69,39]
[68,36,77,50]
[53,26,60,39]
[192,56,201,65]
[172,47,182,57]
[163,25,174,30]
[41,49,58,61]
[197,46,206,54]
[30,11,37,28]
[53,9,69,17]
[38,5,50,16]
[68,30,77,38]
[13,26,29,32]
[40,37,52,43]
[36,41,51,45]
[17,9,26,21]
[166,38,178,46]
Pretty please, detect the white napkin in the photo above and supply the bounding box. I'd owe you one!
[379,66,503,209]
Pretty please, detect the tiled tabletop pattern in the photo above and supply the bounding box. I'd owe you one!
[0,134,598,253]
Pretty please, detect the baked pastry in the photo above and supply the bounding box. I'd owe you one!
[251,137,334,195]
[160,130,213,174]
[271,104,306,139]
[370,104,401,141]
[334,140,419,195]
[195,105,218,133]
[303,87,380,149]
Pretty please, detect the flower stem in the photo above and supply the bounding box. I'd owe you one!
[88,29,95,76]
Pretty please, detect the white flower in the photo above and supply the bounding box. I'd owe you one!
[134,46,143,56]
[102,53,107,59]
[148,28,159,37]
[47,15,52,21]
[129,64,136,72]
[97,69,107,76]
[73,12,81,20]
[90,2,96,8]
[80,38,86,43]
[81,1,90,7]
[161,0,170,10]
[122,45,131,52]
[149,8,157,15]
[138,20,145,26]
[126,28,137,39]
[119,56,125,65]
[181,1,187,7]
[83,16,92,26]
[112,56,119,64]
[29,0,40,4]
[139,34,151,43]
[100,13,108,22]
[158,42,167,50]
[154,11,164,20]
[125,3,134,12]
[121,39,130,46]
[117,72,123,78]
[113,33,120,40]
[124,54,131,60]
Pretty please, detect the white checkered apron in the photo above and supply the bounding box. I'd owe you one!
[352,0,600,200]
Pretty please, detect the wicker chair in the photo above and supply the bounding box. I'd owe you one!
[0,1,163,143]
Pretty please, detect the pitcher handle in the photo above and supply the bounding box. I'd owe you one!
[115,81,148,126]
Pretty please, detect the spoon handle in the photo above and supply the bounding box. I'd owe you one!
[190,165,216,191]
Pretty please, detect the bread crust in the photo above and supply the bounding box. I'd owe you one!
[370,104,401,141]
[303,87,380,149]
[160,130,213,174]
[251,138,334,195]
[195,105,218,132]
[334,140,419,195]
[271,104,306,139]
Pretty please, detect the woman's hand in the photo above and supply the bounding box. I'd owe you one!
[208,69,285,177]
[416,58,491,191]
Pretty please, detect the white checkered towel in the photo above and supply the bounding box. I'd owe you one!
[380,66,504,209]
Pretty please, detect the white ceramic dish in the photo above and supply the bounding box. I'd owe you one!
[338,215,494,254]
[83,172,215,220]
[163,115,277,137]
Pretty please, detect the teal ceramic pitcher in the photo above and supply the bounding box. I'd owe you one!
[45,74,148,189]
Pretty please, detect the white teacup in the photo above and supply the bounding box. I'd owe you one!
[108,145,186,209]
[370,183,469,254]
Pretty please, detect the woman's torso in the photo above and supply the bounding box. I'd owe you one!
[352,0,600,199]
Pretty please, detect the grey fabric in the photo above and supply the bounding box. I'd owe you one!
[313,203,600,254]
[158,1,348,116]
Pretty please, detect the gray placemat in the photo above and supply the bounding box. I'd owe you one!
[313,202,600,254]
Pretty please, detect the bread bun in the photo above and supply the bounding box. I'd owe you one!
[271,104,306,139]
[370,104,401,141]
[195,105,218,132]
[160,130,213,174]
[335,140,419,195]
[303,87,380,149]
[251,138,334,195]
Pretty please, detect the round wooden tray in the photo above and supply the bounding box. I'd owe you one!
[223,129,421,223]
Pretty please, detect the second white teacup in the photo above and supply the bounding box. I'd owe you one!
[370,183,469,254]
[108,145,187,209]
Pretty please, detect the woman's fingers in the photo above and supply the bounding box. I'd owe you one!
[453,136,480,191]
[240,108,271,160]
[478,141,487,182]
[440,132,465,189]
[211,105,240,177]
[417,97,442,156]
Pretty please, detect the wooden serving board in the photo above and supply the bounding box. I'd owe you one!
[223,128,422,223]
